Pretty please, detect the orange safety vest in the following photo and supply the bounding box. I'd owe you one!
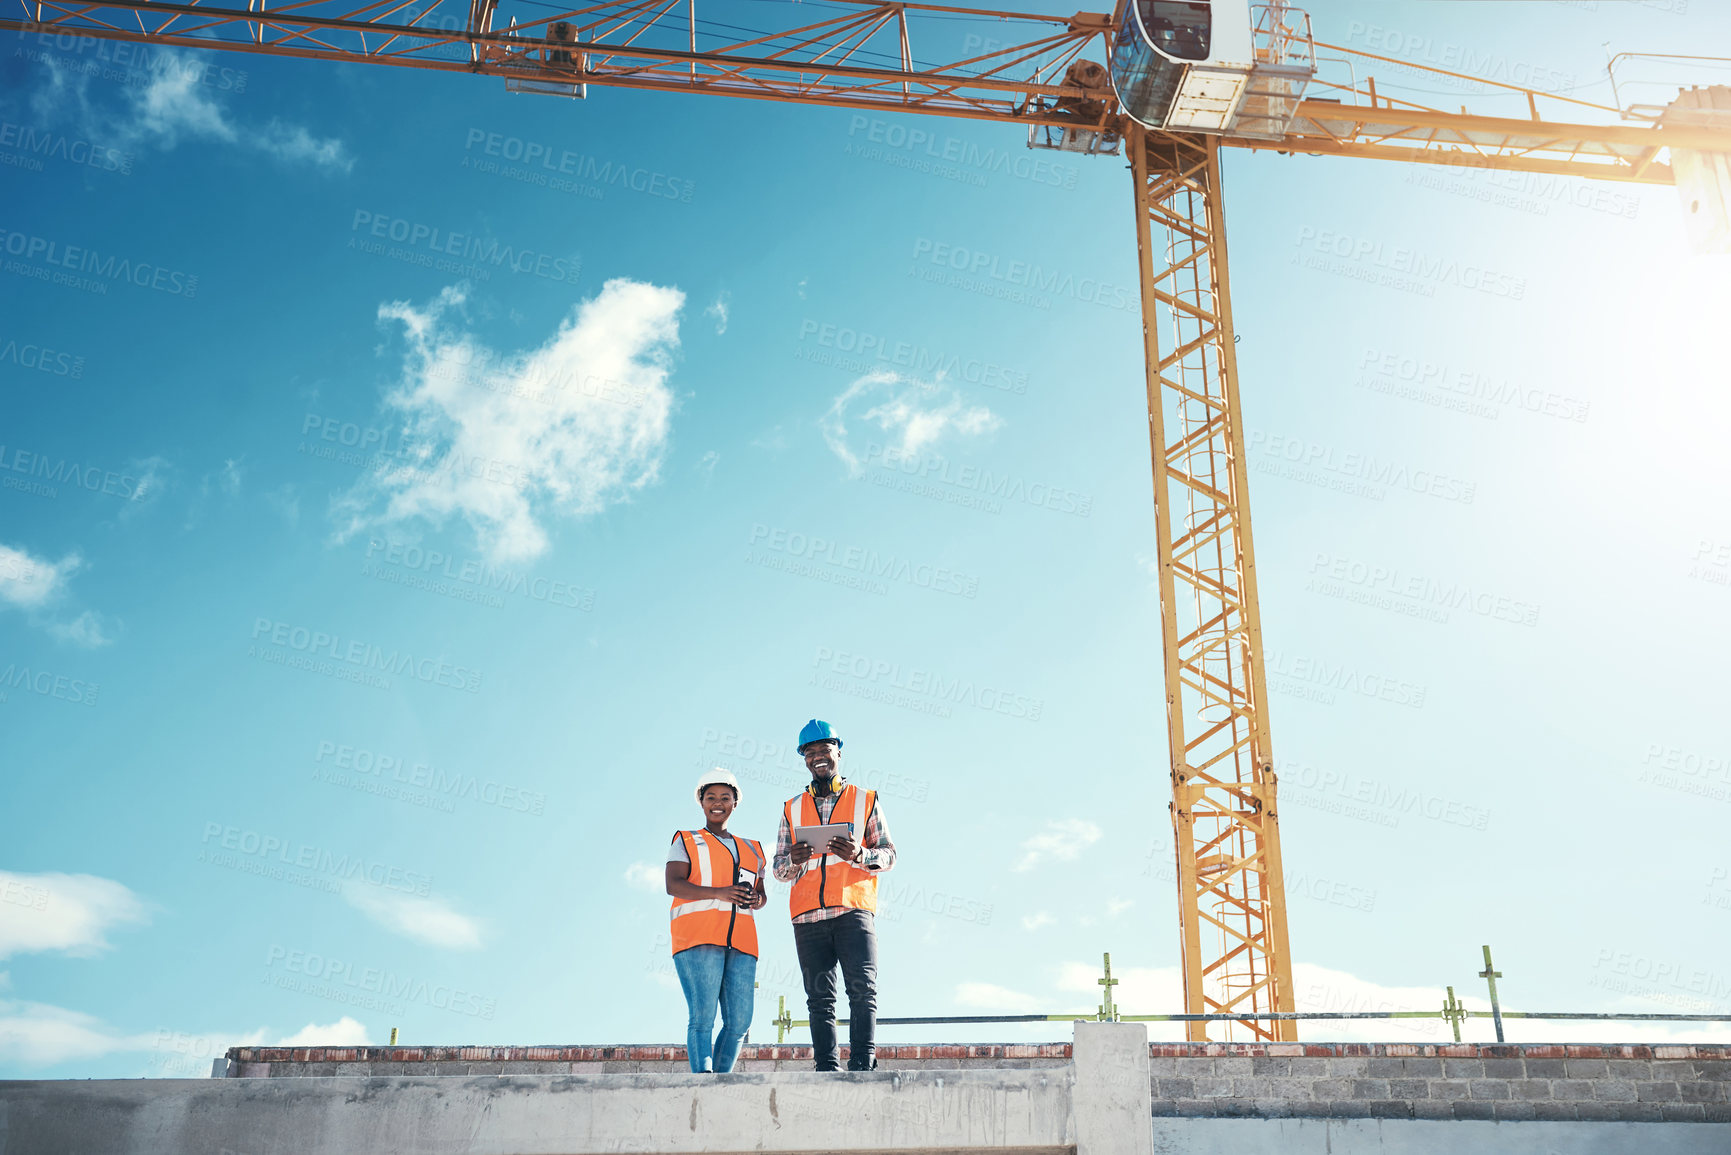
[784,784,878,918]
[669,830,765,958]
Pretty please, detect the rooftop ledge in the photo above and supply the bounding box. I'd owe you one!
[5,1026,1729,1155]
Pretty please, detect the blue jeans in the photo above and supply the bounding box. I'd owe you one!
[673,945,756,1072]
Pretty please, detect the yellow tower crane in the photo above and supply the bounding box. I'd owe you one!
[12,0,1727,1041]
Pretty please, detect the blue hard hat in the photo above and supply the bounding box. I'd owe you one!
[798,719,842,751]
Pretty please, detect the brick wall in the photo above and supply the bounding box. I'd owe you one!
[1148,1042,1731,1123]
[224,1039,1731,1123]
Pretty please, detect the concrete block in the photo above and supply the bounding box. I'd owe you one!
[1638,1081,1682,1102]
[1565,1059,1609,1079]
[1428,1079,1470,1100]
[1173,1056,1215,1075]
[1615,1103,1665,1122]
[1574,1102,1622,1121]
[1365,1058,1405,1077]
[1481,1059,1525,1078]
[1156,1078,1195,1099]
[1364,1101,1413,1119]
[1509,1079,1551,1100]
[1190,1078,1234,1099]
[1531,1101,1579,1121]
[1324,1100,1371,1118]
[1326,1058,1368,1077]
[1451,1100,1496,1120]
[1401,1058,1443,1077]
[1468,1080,1510,1101]
[1442,1058,1484,1078]
[1411,1100,1453,1120]
[1212,1057,1252,1076]
[1662,1104,1709,1122]
[1492,1101,1537,1121]
[1256,1077,1314,1100]
[1680,1081,1722,1103]
[1525,1059,1566,1078]
[1072,1020,1151,1155]
[1607,1060,1653,1080]
[1349,1080,1390,1099]
[1388,1078,1429,1099]
[1706,1104,1731,1122]
[1250,1057,1290,1077]
[1146,1057,1178,1077]
[1310,1079,1351,1099]
[1592,1080,1639,1102]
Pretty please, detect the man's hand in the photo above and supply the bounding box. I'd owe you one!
[720,883,755,906]
[826,835,860,863]
[751,885,767,910]
[790,842,815,865]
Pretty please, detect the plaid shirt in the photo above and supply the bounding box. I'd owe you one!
[771,782,896,924]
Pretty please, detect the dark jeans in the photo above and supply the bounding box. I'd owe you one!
[793,909,878,1071]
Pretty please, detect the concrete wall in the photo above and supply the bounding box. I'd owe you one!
[221,1036,1731,1124]
[4,1028,1729,1155]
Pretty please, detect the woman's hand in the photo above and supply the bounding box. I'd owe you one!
[718,883,755,906]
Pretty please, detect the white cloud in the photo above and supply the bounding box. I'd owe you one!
[1107,898,1134,917]
[695,449,720,480]
[1021,912,1055,931]
[274,1017,369,1047]
[1045,959,1728,1045]
[956,982,1040,1012]
[820,371,1000,475]
[128,57,234,144]
[0,872,148,960]
[0,545,77,610]
[335,279,684,563]
[34,49,350,171]
[0,547,114,647]
[255,122,352,170]
[624,862,664,891]
[1013,818,1102,872]
[0,1001,154,1065]
[705,293,730,335]
[342,887,480,950]
[125,456,170,511]
[48,610,114,648]
[0,1001,365,1071]
[1058,960,1184,1031]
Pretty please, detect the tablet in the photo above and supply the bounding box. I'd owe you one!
[792,823,854,851]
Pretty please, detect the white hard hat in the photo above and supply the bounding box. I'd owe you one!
[696,767,741,801]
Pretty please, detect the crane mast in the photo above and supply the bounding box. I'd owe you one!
[10,0,1725,1040]
[1130,127,1292,1041]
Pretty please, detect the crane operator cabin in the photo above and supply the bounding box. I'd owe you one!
[1112,0,1259,132]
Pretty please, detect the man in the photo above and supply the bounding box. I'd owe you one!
[772,719,896,1072]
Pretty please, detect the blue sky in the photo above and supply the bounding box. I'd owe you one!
[2,0,1729,1077]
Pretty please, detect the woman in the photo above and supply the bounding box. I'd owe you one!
[665,768,767,1073]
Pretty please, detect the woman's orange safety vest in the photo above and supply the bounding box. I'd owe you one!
[669,830,765,957]
[784,784,878,918]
